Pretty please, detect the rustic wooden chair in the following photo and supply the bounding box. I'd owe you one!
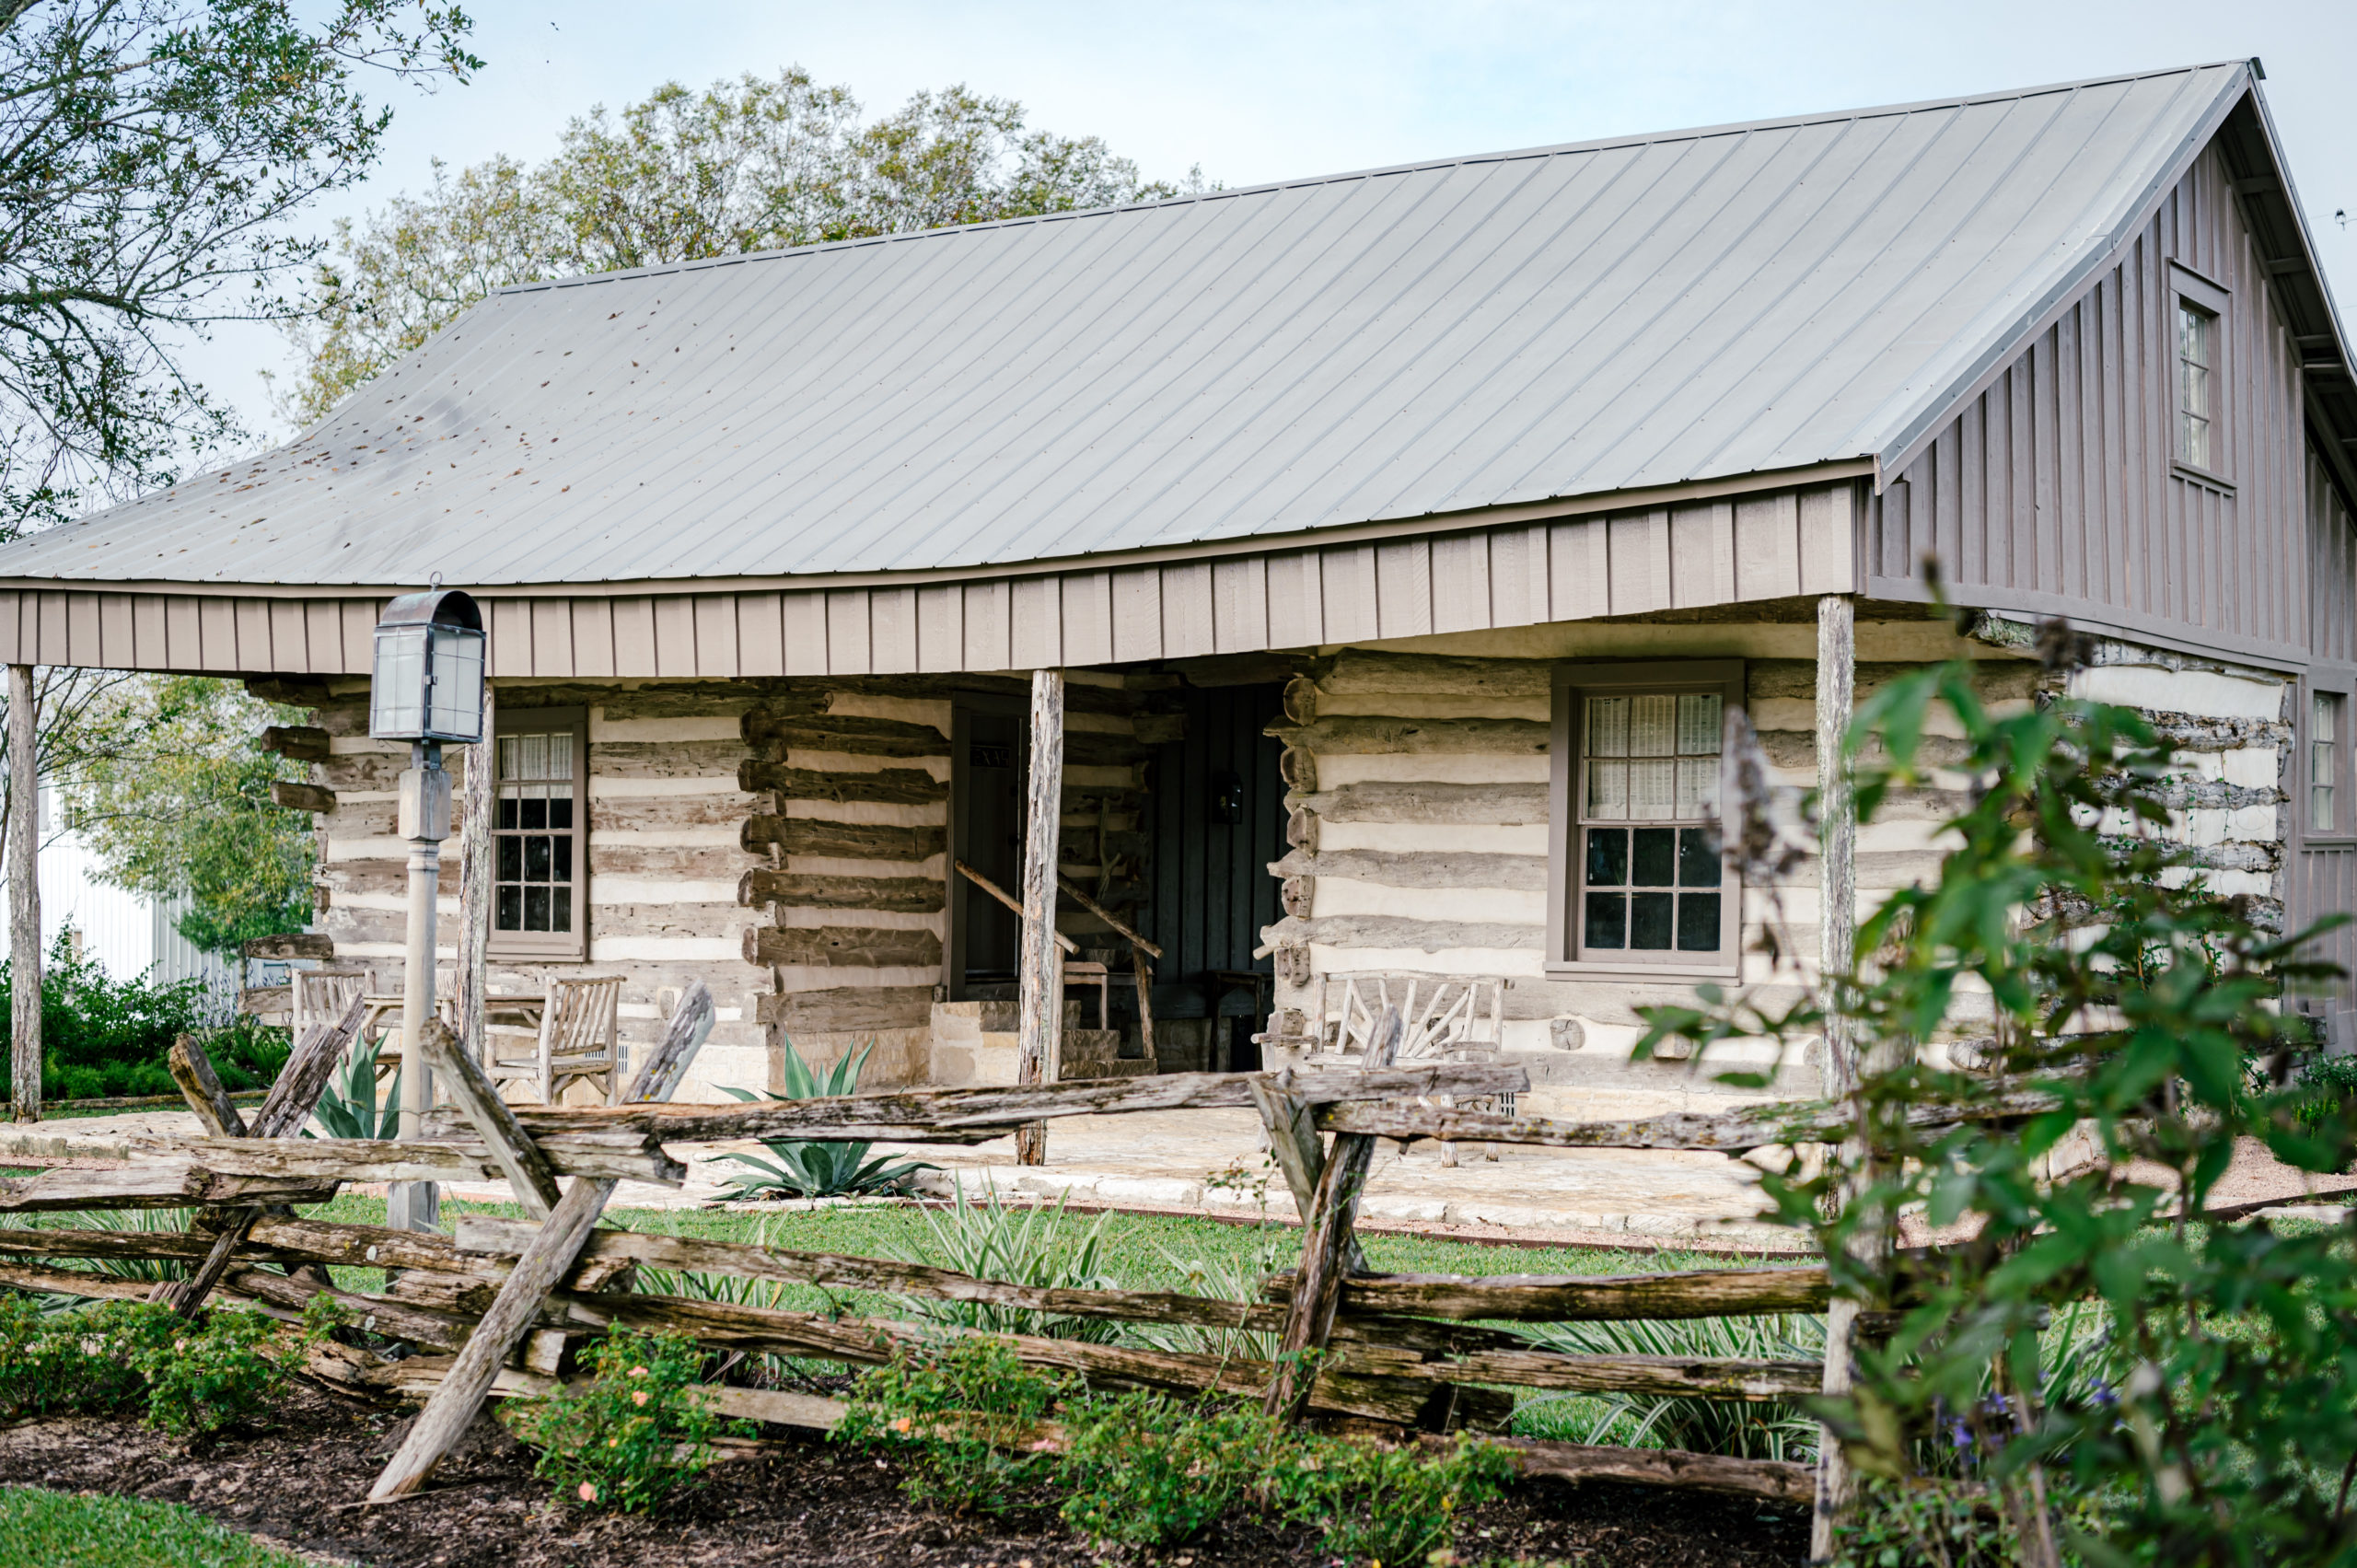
[293,969,381,1078]
[485,974,626,1105]
[1306,971,1512,1166]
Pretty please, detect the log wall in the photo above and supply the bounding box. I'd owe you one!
[1257,618,2290,1099]
[303,679,770,1102]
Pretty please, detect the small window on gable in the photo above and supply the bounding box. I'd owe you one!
[2170,264,2231,481]
[490,705,588,960]
[1550,662,1743,973]
[2314,690,2345,836]
[2177,300,2216,470]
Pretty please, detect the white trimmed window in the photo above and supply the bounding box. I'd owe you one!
[490,705,587,959]
[1550,662,1743,974]
[2314,689,2346,836]
[2170,264,2231,480]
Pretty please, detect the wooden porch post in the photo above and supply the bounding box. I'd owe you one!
[1811,591,1860,1561]
[7,665,36,1124]
[1015,669,1065,1167]
[456,683,495,1062]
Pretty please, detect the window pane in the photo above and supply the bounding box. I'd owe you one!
[1629,695,1676,756]
[525,835,552,880]
[496,887,522,930]
[554,835,574,881]
[549,787,575,830]
[1676,693,1722,754]
[1628,759,1675,817]
[520,733,548,780]
[1584,891,1626,948]
[1585,829,1628,886]
[1586,761,1627,819]
[552,888,573,934]
[2317,692,2339,744]
[1630,892,1674,949]
[1678,828,1722,887]
[1676,757,1718,817]
[525,886,551,931]
[498,735,520,779]
[496,837,521,880]
[1586,697,1628,758]
[1631,828,1676,886]
[519,794,547,830]
[1677,892,1722,952]
[2178,303,2214,470]
[2315,784,2336,834]
[494,796,517,830]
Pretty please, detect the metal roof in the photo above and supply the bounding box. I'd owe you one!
[0,61,2284,591]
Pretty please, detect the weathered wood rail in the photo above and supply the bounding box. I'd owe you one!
[0,1000,1918,1509]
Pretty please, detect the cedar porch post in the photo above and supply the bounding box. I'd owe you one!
[6,665,36,1123]
[1014,669,1065,1166]
[456,683,495,1063]
[1811,591,1861,1561]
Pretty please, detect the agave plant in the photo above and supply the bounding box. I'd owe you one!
[305,1035,401,1142]
[888,1177,1128,1342]
[0,1208,191,1308]
[1519,1294,1826,1462]
[703,1037,934,1200]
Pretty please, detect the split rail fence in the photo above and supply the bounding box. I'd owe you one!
[0,989,1991,1512]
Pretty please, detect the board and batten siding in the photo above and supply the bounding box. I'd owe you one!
[2294,439,2357,1007]
[1867,145,2312,668]
[0,480,1860,679]
[307,680,772,1103]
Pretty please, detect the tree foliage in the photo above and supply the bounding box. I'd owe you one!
[0,0,479,534]
[278,68,1208,424]
[1641,626,2356,1565]
[69,675,315,954]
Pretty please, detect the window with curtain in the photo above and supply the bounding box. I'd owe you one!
[491,707,587,958]
[1551,662,1742,971]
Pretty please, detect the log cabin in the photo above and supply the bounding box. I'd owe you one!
[0,61,2350,1112]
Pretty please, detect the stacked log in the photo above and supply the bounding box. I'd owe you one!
[290,679,772,1100]
[732,677,1158,1085]
[1260,644,2047,1056]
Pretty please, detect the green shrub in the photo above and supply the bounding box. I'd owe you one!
[0,1293,333,1435]
[0,934,288,1101]
[0,1295,173,1418]
[1271,1431,1514,1567]
[1055,1389,1277,1547]
[706,1037,934,1198]
[834,1336,1070,1515]
[505,1326,745,1514]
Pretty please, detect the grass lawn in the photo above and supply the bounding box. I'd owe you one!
[0,1486,310,1567]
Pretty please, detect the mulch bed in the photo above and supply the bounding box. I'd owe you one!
[0,1383,1809,1566]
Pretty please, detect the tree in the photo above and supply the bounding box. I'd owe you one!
[1,0,481,535]
[279,69,1207,424]
[68,676,315,954]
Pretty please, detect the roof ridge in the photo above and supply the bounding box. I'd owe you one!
[491,60,2253,299]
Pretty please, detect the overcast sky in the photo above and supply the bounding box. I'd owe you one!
[191,0,2357,446]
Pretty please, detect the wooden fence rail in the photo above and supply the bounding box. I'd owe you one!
[0,1001,1872,1512]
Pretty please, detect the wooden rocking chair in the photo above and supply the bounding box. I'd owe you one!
[1306,971,1512,1166]
[486,974,626,1105]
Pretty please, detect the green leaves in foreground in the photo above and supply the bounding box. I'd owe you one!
[1639,633,2357,1566]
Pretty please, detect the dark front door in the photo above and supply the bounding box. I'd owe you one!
[1141,681,1287,1070]
[953,707,1026,992]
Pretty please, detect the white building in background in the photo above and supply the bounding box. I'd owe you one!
[0,785,239,1011]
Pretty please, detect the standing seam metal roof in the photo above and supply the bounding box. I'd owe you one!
[0,61,2285,589]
